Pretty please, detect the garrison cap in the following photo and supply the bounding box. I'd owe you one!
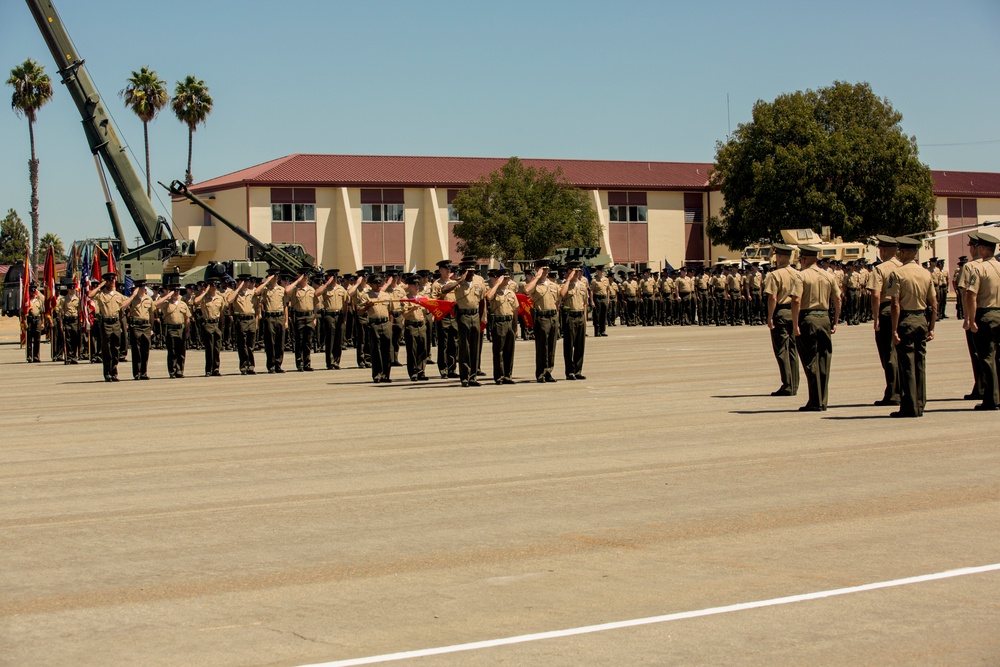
[798,245,821,257]
[976,229,1000,245]
[895,236,922,249]
[772,243,795,255]
[875,235,898,247]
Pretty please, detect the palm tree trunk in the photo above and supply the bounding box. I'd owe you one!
[185,127,194,185]
[143,121,151,198]
[28,119,39,269]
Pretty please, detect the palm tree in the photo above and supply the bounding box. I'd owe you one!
[120,66,168,198]
[7,58,53,268]
[171,75,213,185]
[39,232,65,263]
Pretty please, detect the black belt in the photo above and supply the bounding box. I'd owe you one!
[679,292,692,296]
[405,320,425,327]
[565,310,584,317]
[26,315,40,320]
[62,316,78,322]
[128,318,150,326]
[456,308,479,315]
[534,309,557,317]
[369,317,389,324]
[491,315,513,322]
[698,289,708,293]
[901,310,927,316]
[100,315,120,323]
[203,318,220,324]
[714,290,725,294]
[293,310,314,316]
[801,309,828,314]
[264,311,284,317]
[594,294,608,299]
[319,309,342,315]
[234,314,255,320]
[166,323,185,330]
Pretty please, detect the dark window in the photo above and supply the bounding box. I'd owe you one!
[362,189,405,223]
[684,193,704,223]
[271,188,315,222]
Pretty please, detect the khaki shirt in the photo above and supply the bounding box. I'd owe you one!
[677,276,695,294]
[621,279,639,297]
[430,279,457,302]
[391,285,407,315]
[321,284,348,311]
[454,280,485,309]
[711,275,726,291]
[639,278,656,296]
[763,266,802,306]
[957,260,983,292]
[199,293,225,319]
[356,288,390,319]
[798,265,840,310]
[231,289,256,316]
[160,299,191,325]
[867,257,902,302]
[27,293,44,316]
[127,295,154,321]
[93,290,124,318]
[608,281,619,298]
[885,260,935,311]
[562,280,587,311]
[969,258,1000,309]
[59,294,80,318]
[287,285,316,313]
[591,276,610,297]
[262,284,286,312]
[529,280,559,310]
[488,287,518,317]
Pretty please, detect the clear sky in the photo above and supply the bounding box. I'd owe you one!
[2,0,999,247]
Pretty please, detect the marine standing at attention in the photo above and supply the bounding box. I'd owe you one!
[155,288,191,378]
[286,273,317,372]
[957,233,986,401]
[58,282,81,364]
[431,260,460,378]
[867,235,904,407]
[791,245,841,411]
[589,265,610,337]
[885,236,936,418]
[226,275,259,375]
[764,243,801,397]
[401,276,430,381]
[194,279,225,377]
[439,260,485,387]
[23,283,44,363]
[965,229,1000,411]
[120,280,153,380]
[88,272,125,381]
[316,269,348,370]
[486,269,518,384]
[560,260,588,380]
[525,259,559,383]
[255,269,288,373]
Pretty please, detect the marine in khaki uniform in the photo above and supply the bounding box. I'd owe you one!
[88,273,126,381]
[710,269,727,326]
[957,234,986,400]
[354,274,393,383]
[867,235,904,406]
[560,261,588,380]
[401,276,430,381]
[195,279,225,376]
[639,268,656,326]
[526,259,560,382]
[58,283,81,364]
[255,269,288,373]
[226,274,259,374]
[316,269,348,370]
[621,271,639,326]
[431,260,460,378]
[677,269,696,325]
[792,245,841,411]
[155,287,191,378]
[965,229,1000,410]
[121,280,153,380]
[764,243,802,396]
[285,273,317,371]
[23,283,44,363]
[486,269,518,384]
[589,266,610,336]
[439,260,485,387]
[885,237,936,418]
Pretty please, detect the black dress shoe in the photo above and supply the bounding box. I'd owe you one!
[175,373,184,379]
[476,370,486,377]
[873,399,900,406]
[544,375,557,383]
[798,405,821,412]
[537,378,546,383]
[382,377,392,383]
[140,375,150,380]
[212,371,222,377]
[411,376,419,382]
[111,376,120,382]
[889,411,918,418]
[372,378,381,384]
[502,378,515,385]
[461,381,469,387]
[566,374,576,381]
[391,361,403,367]
[575,374,586,380]
[468,380,481,387]
[303,367,314,372]
[104,376,112,382]
[417,374,429,381]
[771,388,792,396]
[974,403,1000,411]
[275,368,285,373]
[964,393,983,401]
[246,370,256,375]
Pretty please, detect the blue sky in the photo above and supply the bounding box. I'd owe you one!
[2,0,999,246]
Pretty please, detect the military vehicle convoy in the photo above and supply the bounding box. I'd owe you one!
[742,228,870,266]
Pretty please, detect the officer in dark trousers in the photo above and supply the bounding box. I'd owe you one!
[121,280,153,380]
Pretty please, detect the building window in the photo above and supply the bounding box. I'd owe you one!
[361,189,405,223]
[270,188,316,222]
[447,189,463,222]
[608,191,647,223]
[684,193,704,223]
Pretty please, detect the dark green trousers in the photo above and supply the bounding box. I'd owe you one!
[895,311,929,416]
[562,311,585,377]
[875,304,900,403]
[770,307,799,394]
[974,309,1000,408]
[796,310,833,409]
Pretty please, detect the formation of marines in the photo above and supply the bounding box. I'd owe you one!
[21,239,996,413]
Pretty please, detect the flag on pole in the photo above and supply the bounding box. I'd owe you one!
[92,247,103,284]
[43,245,57,315]
[122,275,134,297]
[106,245,117,277]
[19,248,32,346]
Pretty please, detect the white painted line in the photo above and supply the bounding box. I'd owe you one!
[300,562,1000,667]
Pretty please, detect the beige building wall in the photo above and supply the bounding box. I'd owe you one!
[646,192,686,270]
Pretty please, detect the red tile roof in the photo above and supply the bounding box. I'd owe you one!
[931,170,1000,198]
[187,154,715,193]
[185,154,1000,200]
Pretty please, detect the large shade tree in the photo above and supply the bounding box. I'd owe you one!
[707,81,935,250]
[451,157,601,262]
[7,58,54,268]
[171,75,213,185]
[120,66,169,197]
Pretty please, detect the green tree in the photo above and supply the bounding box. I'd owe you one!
[39,232,65,263]
[0,209,30,265]
[120,66,169,198]
[7,58,54,268]
[171,75,213,185]
[451,157,600,262]
[707,81,935,250]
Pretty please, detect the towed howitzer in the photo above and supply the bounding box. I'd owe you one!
[163,181,322,279]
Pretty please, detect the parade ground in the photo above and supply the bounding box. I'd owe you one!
[2,316,998,666]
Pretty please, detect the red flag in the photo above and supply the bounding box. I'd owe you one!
[92,248,103,285]
[19,248,32,346]
[106,245,117,277]
[400,297,457,321]
[43,245,57,315]
[515,293,534,328]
